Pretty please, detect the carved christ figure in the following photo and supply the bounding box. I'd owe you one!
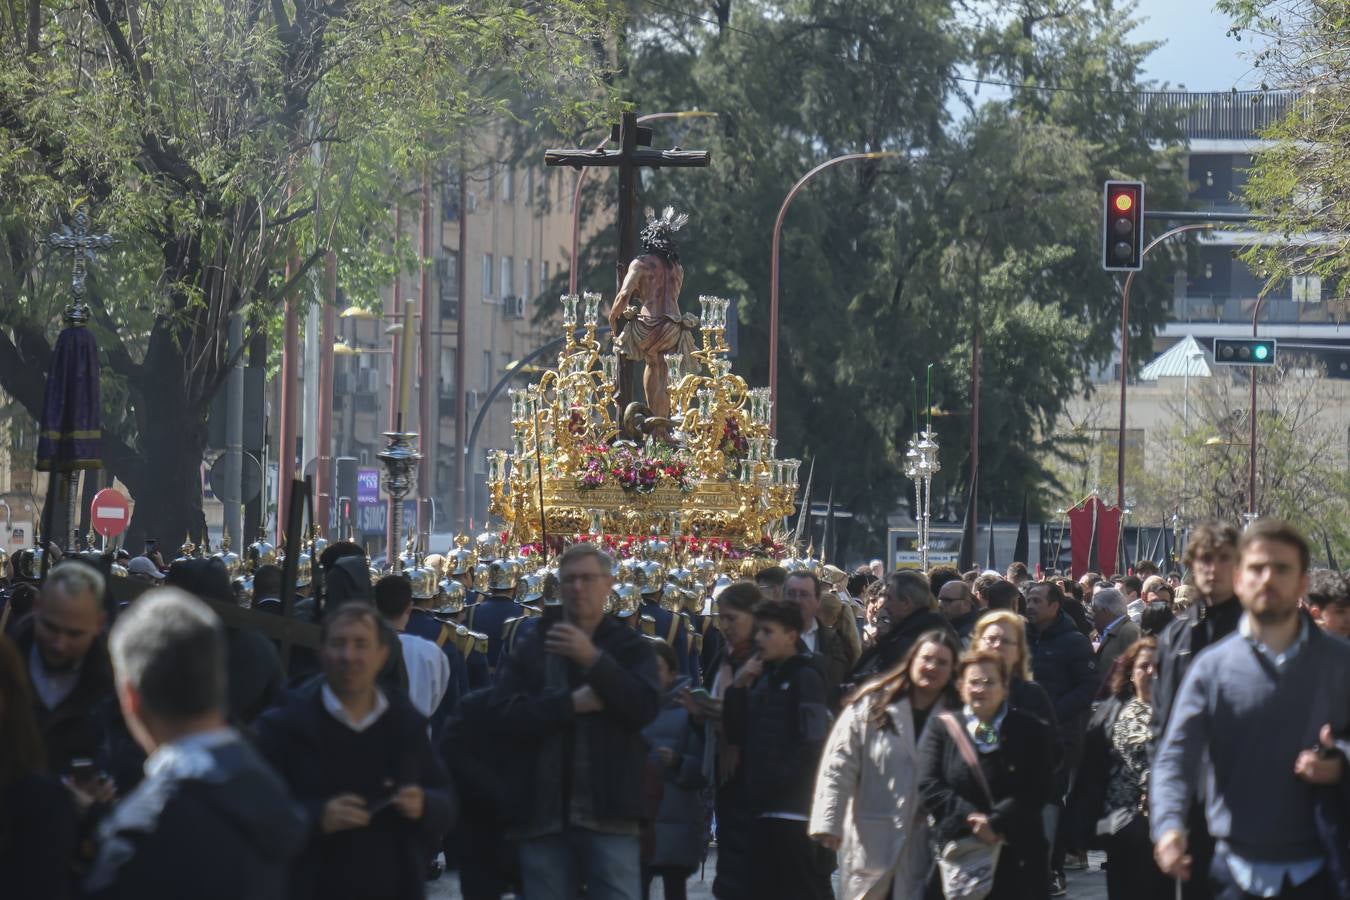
[608,207,698,420]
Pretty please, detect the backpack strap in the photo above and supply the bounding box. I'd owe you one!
[938,711,996,807]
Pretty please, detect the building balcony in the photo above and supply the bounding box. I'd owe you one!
[1139,91,1303,142]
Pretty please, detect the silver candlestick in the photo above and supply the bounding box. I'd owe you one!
[904,430,941,571]
[377,431,421,574]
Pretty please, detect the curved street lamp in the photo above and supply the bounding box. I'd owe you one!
[769,151,900,435]
[567,111,719,294]
[1114,223,1215,509]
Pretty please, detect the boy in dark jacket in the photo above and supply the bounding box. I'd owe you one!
[724,598,832,900]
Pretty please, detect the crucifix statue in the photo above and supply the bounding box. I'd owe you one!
[48,207,115,325]
[545,112,711,413]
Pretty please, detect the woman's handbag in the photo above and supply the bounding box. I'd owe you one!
[934,712,1003,900]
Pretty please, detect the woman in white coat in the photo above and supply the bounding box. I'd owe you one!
[809,629,961,900]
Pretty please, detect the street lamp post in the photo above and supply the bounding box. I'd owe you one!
[1114,223,1214,509]
[567,112,718,295]
[769,152,899,435]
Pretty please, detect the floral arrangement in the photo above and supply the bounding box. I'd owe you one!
[576,443,694,494]
[719,415,749,459]
[565,406,587,438]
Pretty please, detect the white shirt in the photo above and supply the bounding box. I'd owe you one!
[321,683,390,732]
[1126,597,1145,623]
[801,619,819,653]
[398,632,450,718]
[29,645,82,711]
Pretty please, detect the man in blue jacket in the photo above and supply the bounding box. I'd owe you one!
[1153,519,1350,900]
[1027,580,1097,894]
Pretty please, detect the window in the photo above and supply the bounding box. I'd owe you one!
[541,261,550,294]
[485,164,494,200]
[1293,275,1322,303]
[524,259,533,299]
[437,252,458,305]
[501,255,514,299]
[481,254,493,298]
[482,350,493,388]
[525,168,534,206]
[502,166,513,203]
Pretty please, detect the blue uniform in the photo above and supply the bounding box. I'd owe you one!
[464,594,526,673]
[404,608,468,722]
[639,598,695,679]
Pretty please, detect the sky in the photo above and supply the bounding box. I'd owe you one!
[1131,0,1262,90]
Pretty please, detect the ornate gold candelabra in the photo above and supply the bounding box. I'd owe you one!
[487,293,800,547]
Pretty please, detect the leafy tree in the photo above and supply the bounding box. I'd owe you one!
[1216,0,1350,294]
[1136,362,1350,562]
[589,0,1186,558]
[0,0,614,544]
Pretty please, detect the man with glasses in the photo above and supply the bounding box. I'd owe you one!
[937,579,979,647]
[783,571,852,706]
[849,570,953,685]
[491,544,661,900]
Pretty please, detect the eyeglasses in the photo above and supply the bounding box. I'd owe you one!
[560,572,606,586]
[980,634,1010,647]
[873,613,893,627]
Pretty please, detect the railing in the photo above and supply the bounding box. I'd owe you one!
[1139,91,1303,141]
[1171,293,1345,325]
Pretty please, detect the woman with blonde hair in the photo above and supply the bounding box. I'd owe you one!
[971,611,1056,731]
[809,630,962,899]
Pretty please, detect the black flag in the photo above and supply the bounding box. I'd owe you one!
[1013,493,1029,565]
[957,476,977,573]
[985,510,997,572]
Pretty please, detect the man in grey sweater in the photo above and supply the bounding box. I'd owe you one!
[1152,519,1350,899]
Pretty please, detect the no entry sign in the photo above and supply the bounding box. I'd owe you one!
[90,488,130,538]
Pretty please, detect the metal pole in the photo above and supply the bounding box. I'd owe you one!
[419,167,433,536]
[224,310,244,548]
[277,254,300,545]
[455,157,469,532]
[317,253,336,536]
[1115,223,1214,509]
[1248,295,1268,517]
[770,152,898,435]
[385,206,401,557]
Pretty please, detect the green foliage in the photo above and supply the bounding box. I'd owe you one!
[598,0,1186,554]
[0,0,616,539]
[1217,0,1350,304]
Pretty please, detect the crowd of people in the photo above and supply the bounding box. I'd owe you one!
[0,518,1348,900]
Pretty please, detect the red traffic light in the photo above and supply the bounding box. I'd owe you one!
[1102,180,1144,272]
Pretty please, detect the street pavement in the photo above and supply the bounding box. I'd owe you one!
[427,849,1111,898]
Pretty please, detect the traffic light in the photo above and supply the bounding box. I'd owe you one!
[1102,181,1145,271]
[1213,338,1277,366]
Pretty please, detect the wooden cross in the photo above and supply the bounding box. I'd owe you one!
[48,206,115,323]
[546,112,711,410]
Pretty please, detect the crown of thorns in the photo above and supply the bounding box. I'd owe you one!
[640,207,688,257]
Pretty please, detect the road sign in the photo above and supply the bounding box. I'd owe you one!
[90,488,130,538]
[207,452,263,504]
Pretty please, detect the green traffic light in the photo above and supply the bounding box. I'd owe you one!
[1254,344,1270,361]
